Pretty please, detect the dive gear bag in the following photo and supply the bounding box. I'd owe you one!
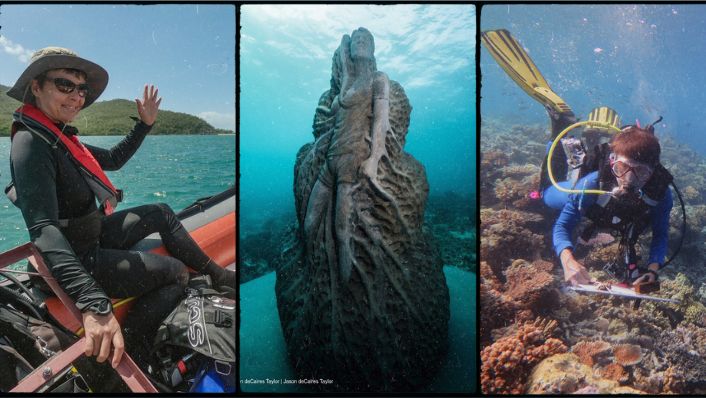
[150,281,235,392]
[0,296,93,392]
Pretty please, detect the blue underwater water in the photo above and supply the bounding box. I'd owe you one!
[239,266,475,393]
[482,4,706,155]
[240,8,476,235]
[0,135,235,251]
[239,5,476,393]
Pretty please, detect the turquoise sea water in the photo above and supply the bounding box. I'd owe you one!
[0,135,235,252]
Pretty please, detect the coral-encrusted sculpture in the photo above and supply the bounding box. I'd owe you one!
[481,318,567,394]
[275,27,449,392]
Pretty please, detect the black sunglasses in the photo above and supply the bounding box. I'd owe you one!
[52,77,90,98]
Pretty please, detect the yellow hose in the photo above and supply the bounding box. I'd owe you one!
[547,120,622,195]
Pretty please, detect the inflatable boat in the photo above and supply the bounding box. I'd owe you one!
[0,187,236,392]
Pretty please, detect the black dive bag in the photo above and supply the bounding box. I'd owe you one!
[150,282,235,392]
[0,297,91,392]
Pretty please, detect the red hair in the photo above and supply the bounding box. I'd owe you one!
[611,126,661,166]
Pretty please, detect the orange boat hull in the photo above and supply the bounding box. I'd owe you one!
[45,208,236,334]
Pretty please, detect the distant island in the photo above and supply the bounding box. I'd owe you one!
[0,84,233,136]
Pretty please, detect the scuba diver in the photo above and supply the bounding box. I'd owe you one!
[481,29,684,288]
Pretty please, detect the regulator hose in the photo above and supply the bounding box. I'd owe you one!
[547,120,622,195]
[0,284,43,321]
[663,181,687,267]
[0,270,40,308]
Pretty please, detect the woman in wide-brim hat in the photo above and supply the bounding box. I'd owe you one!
[6,47,235,371]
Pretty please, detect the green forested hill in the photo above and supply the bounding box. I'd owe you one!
[0,84,232,136]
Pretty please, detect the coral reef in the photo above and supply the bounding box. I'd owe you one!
[657,323,706,393]
[613,344,643,366]
[571,340,611,366]
[480,280,516,344]
[481,117,706,394]
[599,362,629,384]
[480,208,547,280]
[682,185,700,204]
[526,353,644,394]
[479,259,560,344]
[503,259,559,312]
[481,318,567,394]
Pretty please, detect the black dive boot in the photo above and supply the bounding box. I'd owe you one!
[203,261,235,298]
[538,108,578,193]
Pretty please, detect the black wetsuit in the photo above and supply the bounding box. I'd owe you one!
[9,121,211,317]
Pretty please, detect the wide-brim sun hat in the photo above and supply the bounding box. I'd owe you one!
[6,47,108,109]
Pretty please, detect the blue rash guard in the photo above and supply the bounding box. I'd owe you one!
[551,171,673,267]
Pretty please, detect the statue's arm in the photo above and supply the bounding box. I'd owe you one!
[361,71,391,179]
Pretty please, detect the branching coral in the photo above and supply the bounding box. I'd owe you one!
[480,261,502,291]
[482,150,509,169]
[492,171,542,208]
[658,273,706,327]
[480,282,517,345]
[501,164,540,179]
[480,208,544,229]
[582,241,620,267]
[480,209,546,280]
[481,318,567,394]
[682,185,701,204]
[494,177,521,204]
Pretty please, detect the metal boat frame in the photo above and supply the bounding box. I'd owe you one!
[1,243,157,393]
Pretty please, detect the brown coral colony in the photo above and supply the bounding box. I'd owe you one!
[613,344,643,367]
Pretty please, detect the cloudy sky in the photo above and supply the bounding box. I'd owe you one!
[0,4,235,131]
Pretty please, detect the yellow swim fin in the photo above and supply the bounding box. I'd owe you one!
[481,29,573,115]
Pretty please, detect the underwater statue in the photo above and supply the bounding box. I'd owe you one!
[275,27,450,391]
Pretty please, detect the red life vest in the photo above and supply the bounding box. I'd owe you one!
[11,104,120,215]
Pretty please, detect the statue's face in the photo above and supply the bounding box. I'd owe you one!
[350,28,374,60]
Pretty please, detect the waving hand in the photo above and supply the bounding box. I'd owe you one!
[135,84,162,126]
